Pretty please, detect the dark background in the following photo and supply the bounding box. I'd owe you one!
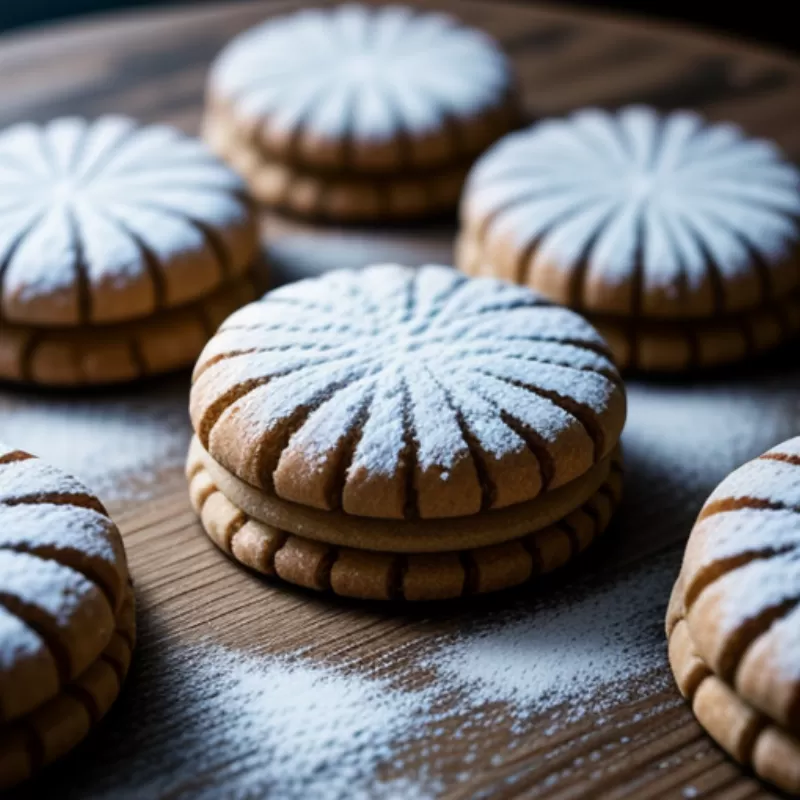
[0,0,796,54]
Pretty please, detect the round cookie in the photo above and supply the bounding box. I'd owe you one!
[0,277,255,386]
[458,106,800,371]
[0,444,135,789]
[206,4,520,173]
[190,264,626,520]
[204,115,468,222]
[666,437,800,794]
[187,438,623,601]
[0,116,258,326]
[203,4,520,220]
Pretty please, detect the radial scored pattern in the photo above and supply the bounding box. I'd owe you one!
[190,265,626,520]
[679,436,800,733]
[208,4,517,171]
[0,443,129,725]
[462,106,800,318]
[0,116,258,327]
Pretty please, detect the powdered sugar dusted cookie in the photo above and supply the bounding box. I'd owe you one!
[0,277,255,386]
[206,4,519,173]
[204,113,468,222]
[667,437,800,793]
[0,444,135,789]
[0,116,258,327]
[187,438,623,601]
[190,264,626,520]
[458,106,800,370]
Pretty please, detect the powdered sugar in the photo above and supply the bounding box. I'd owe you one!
[78,643,440,800]
[706,444,800,508]
[465,106,800,314]
[0,388,190,503]
[192,264,624,515]
[0,115,254,326]
[422,557,675,726]
[211,4,513,153]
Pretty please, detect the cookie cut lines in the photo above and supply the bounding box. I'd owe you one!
[191,266,625,519]
[0,116,254,326]
[209,4,515,170]
[463,106,800,316]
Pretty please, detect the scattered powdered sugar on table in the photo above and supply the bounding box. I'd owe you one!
[0,383,190,503]
[423,556,676,727]
[78,643,439,800]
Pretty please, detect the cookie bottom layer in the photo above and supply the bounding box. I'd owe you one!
[190,437,618,553]
[187,449,623,601]
[0,586,136,790]
[666,582,800,794]
[0,278,255,386]
[457,233,800,372]
[205,114,471,223]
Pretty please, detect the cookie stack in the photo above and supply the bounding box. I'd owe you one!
[187,264,626,601]
[457,106,800,371]
[667,437,800,794]
[0,116,260,386]
[0,444,135,789]
[203,4,520,222]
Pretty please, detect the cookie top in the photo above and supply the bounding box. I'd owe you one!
[207,4,519,173]
[0,116,258,327]
[677,436,800,732]
[461,106,800,319]
[0,443,129,725]
[190,264,626,520]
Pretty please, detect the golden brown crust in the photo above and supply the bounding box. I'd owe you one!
[0,117,259,329]
[0,446,131,730]
[189,436,617,553]
[0,585,135,791]
[668,606,800,794]
[187,445,623,601]
[458,108,800,324]
[0,277,256,386]
[459,229,800,372]
[204,113,471,222]
[666,437,800,794]
[190,265,625,521]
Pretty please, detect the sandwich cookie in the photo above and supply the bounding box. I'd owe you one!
[458,106,800,371]
[204,4,520,222]
[0,444,135,789]
[188,264,627,600]
[0,115,260,385]
[667,437,800,794]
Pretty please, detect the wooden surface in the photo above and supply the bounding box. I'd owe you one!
[1,1,799,797]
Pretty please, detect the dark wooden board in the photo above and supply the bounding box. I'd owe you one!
[1,1,799,797]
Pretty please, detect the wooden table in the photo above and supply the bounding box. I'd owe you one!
[1,2,799,797]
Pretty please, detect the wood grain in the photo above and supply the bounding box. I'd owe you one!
[1,1,799,797]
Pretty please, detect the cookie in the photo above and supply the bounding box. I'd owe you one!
[204,4,520,220]
[188,264,626,600]
[204,115,467,222]
[666,437,800,793]
[190,264,626,519]
[187,438,623,601]
[458,106,800,371]
[0,277,255,386]
[0,116,258,326]
[0,116,261,385]
[0,444,135,789]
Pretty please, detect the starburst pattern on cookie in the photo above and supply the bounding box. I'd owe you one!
[677,436,800,729]
[190,265,626,519]
[0,116,257,326]
[208,4,518,171]
[0,443,129,724]
[462,106,800,318]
